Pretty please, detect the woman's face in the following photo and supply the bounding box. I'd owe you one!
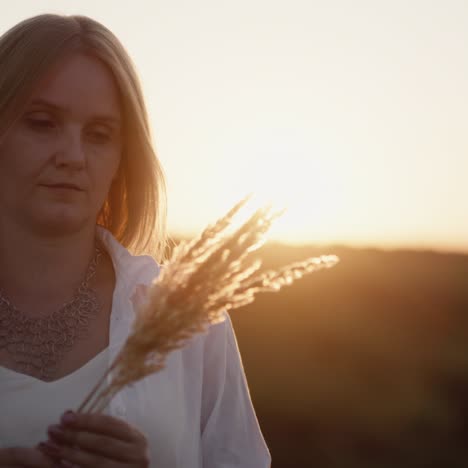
[0,52,123,237]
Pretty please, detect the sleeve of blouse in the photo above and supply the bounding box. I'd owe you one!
[200,312,272,468]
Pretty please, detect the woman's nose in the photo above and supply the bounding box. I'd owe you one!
[55,126,86,169]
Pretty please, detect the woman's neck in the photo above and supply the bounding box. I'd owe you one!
[0,222,98,316]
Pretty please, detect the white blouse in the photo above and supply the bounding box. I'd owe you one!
[0,347,110,446]
[0,227,272,468]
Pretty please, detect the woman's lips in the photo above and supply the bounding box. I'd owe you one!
[41,184,83,191]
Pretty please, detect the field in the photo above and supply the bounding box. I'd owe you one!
[228,243,468,467]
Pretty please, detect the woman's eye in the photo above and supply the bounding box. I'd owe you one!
[26,117,56,130]
[88,130,112,143]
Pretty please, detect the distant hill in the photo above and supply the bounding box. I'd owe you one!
[169,239,468,467]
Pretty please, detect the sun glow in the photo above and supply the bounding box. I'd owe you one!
[214,132,347,245]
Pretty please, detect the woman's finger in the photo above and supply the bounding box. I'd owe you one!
[0,446,53,467]
[40,440,112,468]
[47,424,140,463]
[40,440,149,468]
[59,411,143,444]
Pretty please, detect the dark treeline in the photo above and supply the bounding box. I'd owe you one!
[224,243,468,467]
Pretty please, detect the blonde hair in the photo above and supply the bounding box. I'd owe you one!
[0,14,168,260]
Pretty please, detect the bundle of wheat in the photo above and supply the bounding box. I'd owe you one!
[78,196,339,414]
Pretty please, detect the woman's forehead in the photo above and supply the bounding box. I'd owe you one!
[27,53,122,121]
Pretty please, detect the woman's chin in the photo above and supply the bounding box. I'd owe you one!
[29,211,92,237]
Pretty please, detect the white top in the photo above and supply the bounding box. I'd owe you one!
[0,347,109,447]
[0,227,271,468]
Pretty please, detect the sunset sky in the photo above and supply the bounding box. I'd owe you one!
[2,1,468,252]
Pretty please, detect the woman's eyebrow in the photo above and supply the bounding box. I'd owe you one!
[28,97,122,126]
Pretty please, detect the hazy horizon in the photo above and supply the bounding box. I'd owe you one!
[169,228,468,255]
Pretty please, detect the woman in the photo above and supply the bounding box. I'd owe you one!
[0,14,271,468]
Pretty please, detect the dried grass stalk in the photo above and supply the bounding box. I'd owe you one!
[78,196,339,414]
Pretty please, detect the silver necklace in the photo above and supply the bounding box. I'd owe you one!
[0,244,102,382]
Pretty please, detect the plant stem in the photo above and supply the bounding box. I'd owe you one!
[77,358,119,413]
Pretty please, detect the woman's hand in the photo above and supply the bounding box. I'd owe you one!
[39,411,149,467]
[0,446,53,467]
